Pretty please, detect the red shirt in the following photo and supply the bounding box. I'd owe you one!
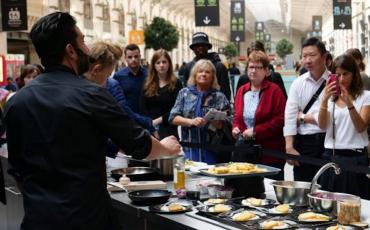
[233,80,286,164]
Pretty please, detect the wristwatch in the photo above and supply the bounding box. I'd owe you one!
[299,114,306,124]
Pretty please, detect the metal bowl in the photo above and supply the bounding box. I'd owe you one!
[271,181,319,206]
[308,191,359,215]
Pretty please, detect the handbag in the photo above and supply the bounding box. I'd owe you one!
[231,134,261,164]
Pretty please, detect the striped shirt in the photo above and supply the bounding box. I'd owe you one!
[284,70,330,136]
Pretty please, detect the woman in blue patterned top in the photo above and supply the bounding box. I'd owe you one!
[169,59,230,164]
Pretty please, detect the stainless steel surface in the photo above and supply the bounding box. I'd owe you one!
[150,156,179,177]
[1,154,24,230]
[310,163,341,193]
[271,181,319,206]
[6,186,23,230]
[0,199,7,230]
[308,191,359,215]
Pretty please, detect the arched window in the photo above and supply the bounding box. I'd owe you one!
[59,0,70,12]
[102,1,111,32]
[83,0,93,29]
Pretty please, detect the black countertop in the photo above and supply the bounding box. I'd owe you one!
[109,174,239,230]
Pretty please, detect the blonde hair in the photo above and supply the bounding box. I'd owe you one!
[187,59,219,90]
[144,49,177,97]
[88,41,123,68]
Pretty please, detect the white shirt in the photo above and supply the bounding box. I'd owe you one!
[243,90,260,128]
[284,70,330,136]
[324,90,370,149]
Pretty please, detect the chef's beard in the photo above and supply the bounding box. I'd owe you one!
[74,47,90,75]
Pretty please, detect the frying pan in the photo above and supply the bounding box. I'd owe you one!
[111,167,160,181]
[128,189,172,205]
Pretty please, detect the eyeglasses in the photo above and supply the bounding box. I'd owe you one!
[248,65,264,70]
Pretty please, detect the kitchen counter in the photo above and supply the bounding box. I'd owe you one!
[1,149,370,230]
[110,174,240,230]
[110,172,370,230]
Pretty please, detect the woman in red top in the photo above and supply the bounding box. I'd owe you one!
[232,51,286,179]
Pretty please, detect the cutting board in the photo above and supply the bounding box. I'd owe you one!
[107,181,167,192]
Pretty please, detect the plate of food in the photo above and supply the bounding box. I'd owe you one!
[267,204,292,215]
[297,211,331,223]
[236,197,276,207]
[199,163,280,178]
[259,219,296,229]
[196,204,234,214]
[149,202,192,214]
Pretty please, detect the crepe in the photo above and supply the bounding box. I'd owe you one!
[232,211,256,222]
[208,166,229,174]
[243,197,262,206]
[298,212,329,222]
[209,204,231,213]
[273,204,290,214]
[205,198,225,204]
[326,225,345,230]
[207,162,266,175]
[261,220,287,229]
[160,203,185,212]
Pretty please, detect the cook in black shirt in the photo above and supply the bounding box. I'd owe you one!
[4,12,180,230]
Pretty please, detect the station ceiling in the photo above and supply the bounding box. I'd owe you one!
[158,0,333,36]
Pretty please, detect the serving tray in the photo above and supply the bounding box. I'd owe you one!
[199,164,281,179]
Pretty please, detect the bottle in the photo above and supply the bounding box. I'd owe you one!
[173,154,185,191]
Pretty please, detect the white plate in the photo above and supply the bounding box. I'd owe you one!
[185,161,208,170]
[189,165,213,173]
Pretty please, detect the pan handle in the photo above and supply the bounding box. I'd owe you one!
[117,154,149,164]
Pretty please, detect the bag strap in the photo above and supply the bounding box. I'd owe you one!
[303,80,326,114]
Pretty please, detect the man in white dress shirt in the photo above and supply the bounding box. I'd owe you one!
[284,37,330,181]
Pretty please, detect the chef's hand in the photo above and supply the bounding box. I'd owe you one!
[152,131,160,139]
[286,147,300,166]
[160,135,181,155]
[153,117,162,126]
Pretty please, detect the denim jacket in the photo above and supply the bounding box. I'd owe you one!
[168,87,230,163]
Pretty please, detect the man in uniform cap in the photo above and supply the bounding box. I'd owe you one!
[183,32,231,100]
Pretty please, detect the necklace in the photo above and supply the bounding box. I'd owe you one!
[251,90,259,98]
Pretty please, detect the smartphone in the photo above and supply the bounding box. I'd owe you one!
[328,73,341,96]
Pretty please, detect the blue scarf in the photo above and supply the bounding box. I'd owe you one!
[185,86,218,163]
[188,86,216,117]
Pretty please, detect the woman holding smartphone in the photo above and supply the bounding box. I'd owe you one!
[318,54,370,199]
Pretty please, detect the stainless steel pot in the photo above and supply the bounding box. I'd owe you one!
[308,191,359,215]
[271,181,320,206]
[150,156,179,179]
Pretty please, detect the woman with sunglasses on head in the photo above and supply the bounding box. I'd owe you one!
[232,51,286,180]
[141,49,183,139]
[318,54,370,199]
